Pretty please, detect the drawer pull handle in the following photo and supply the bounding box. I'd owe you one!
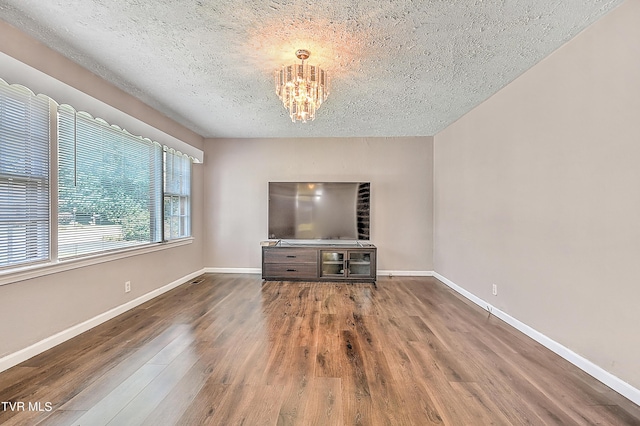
[286,269,297,272]
[286,255,296,258]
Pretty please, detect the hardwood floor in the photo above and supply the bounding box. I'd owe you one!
[1,274,639,425]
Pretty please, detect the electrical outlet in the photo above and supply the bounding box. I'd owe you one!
[125,281,131,293]
[492,284,498,296]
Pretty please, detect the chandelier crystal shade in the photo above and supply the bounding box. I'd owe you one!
[275,49,329,123]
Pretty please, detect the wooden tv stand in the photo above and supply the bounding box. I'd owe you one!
[261,242,377,284]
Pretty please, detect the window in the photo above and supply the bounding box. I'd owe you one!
[163,148,191,240]
[0,81,50,269]
[0,78,193,275]
[57,106,163,258]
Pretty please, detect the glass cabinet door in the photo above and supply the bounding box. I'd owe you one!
[321,251,345,277]
[347,251,372,277]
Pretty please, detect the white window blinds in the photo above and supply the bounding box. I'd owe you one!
[163,148,191,240]
[57,105,162,258]
[0,81,50,268]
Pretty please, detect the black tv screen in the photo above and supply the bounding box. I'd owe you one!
[268,182,370,240]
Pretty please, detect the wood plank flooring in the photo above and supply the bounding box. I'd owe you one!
[1,274,639,425]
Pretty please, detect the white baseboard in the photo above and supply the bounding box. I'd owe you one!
[204,267,261,274]
[204,268,434,277]
[0,268,206,374]
[432,272,640,407]
[378,270,434,277]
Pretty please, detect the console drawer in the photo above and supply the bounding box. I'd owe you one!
[264,263,317,279]
[263,248,317,264]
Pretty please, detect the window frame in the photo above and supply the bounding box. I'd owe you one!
[0,82,52,270]
[163,147,192,241]
[0,80,194,286]
[57,106,165,259]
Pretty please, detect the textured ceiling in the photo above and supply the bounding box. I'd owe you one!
[0,0,623,139]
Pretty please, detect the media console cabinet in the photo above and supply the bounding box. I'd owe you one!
[261,242,377,284]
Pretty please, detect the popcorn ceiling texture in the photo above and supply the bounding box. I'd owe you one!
[0,0,623,138]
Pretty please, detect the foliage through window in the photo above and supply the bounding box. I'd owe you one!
[0,76,193,272]
[57,106,163,258]
[163,148,191,240]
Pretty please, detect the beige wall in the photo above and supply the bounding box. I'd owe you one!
[203,137,433,273]
[434,0,640,389]
[0,23,205,358]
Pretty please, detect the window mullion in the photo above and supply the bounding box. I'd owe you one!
[161,148,166,242]
[49,98,59,263]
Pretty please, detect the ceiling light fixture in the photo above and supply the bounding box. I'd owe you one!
[275,49,329,123]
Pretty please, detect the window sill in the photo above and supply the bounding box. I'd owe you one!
[0,238,194,287]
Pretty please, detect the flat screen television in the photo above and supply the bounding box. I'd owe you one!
[268,182,370,241]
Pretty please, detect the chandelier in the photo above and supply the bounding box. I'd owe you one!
[275,49,329,123]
